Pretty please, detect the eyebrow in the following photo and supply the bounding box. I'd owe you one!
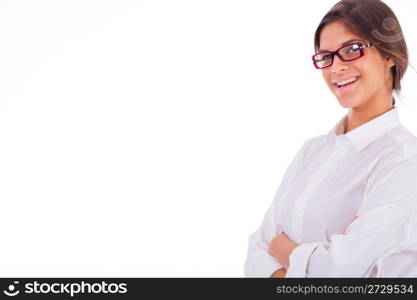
[318,39,365,52]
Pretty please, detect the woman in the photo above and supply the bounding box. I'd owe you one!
[244,0,417,277]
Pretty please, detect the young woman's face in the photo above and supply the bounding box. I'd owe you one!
[318,21,395,109]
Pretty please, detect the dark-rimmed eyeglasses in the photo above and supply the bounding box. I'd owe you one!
[312,42,373,69]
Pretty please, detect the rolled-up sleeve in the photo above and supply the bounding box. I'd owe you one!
[286,157,417,277]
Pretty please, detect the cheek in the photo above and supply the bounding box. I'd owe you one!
[360,65,385,89]
[356,59,385,84]
[321,70,332,86]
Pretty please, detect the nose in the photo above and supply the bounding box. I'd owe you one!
[331,54,348,73]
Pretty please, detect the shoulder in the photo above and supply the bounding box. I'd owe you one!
[363,126,417,203]
[296,134,328,159]
[372,126,417,167]
[388,126,417,160]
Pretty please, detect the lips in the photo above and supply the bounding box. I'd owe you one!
[332,76,360,94]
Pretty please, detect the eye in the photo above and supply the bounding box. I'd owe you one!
[347,44,361,53]
[315,53,332,62]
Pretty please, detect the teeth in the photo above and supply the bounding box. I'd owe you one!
[336,77,357,87]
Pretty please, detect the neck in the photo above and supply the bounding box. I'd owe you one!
[344,92,394,134]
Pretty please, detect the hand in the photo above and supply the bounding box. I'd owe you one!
[271,268,287,278]
[268,232,299,269]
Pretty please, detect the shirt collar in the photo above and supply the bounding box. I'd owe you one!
[329,107,401,152]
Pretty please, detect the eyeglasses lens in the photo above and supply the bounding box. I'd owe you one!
[313,43,363,69]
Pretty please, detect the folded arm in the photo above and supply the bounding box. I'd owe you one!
[270,158,417,277]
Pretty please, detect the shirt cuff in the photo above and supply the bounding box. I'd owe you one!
[244,250,283,277]
[285,242,322,277]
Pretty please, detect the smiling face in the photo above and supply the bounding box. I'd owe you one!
[318,21,395,110]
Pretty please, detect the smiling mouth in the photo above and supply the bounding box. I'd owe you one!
[333,77,360,91]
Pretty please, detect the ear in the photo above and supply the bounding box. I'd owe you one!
[385,56,395,68]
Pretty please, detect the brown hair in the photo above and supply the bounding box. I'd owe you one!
[314,0,408,104]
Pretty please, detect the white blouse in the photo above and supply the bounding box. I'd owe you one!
[244,107,417,277]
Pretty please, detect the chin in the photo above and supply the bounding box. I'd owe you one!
[336,96,360,108]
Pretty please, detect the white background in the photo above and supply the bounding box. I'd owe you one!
[0,0,416,277]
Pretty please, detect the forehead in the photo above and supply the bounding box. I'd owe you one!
[319,21,364,51]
